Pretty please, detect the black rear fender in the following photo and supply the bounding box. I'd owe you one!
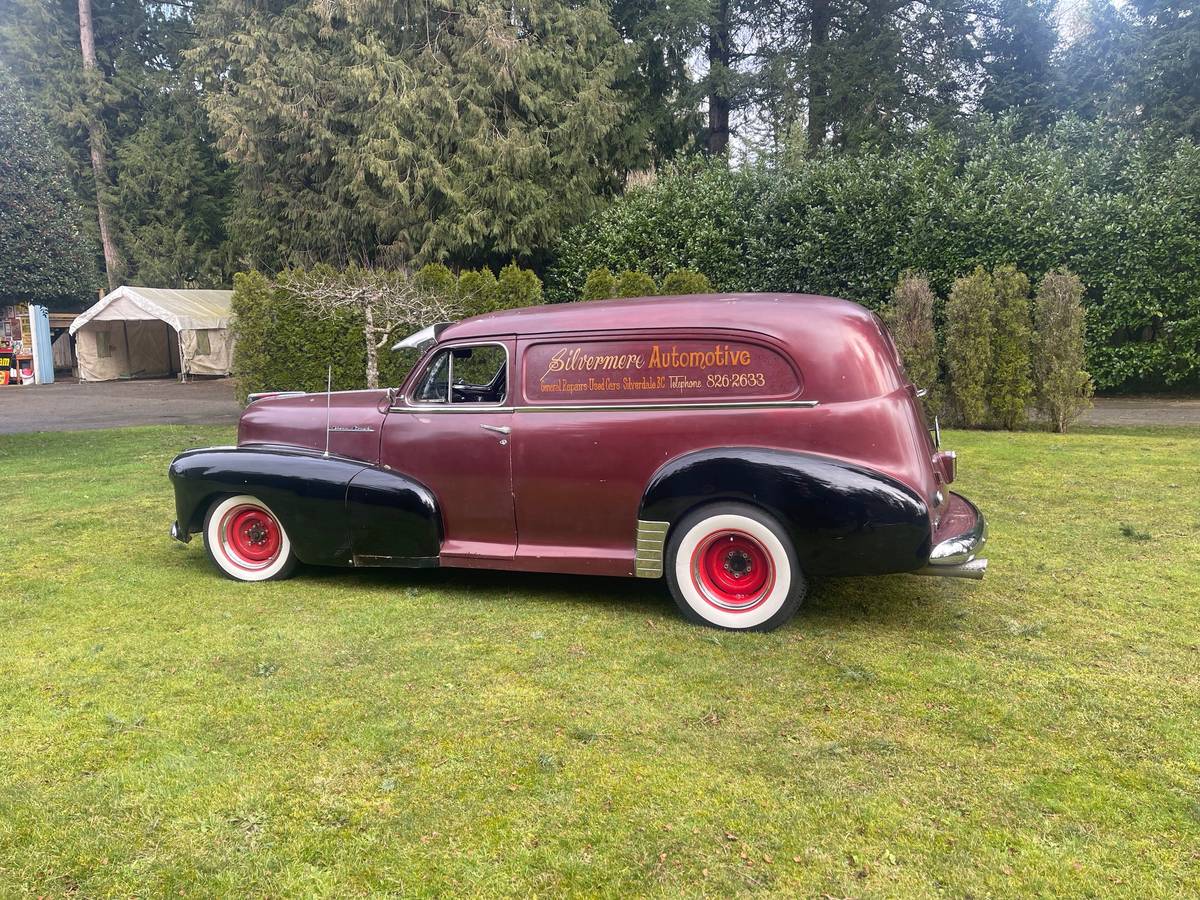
[638,447,931,577]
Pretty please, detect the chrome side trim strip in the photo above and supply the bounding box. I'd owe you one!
[517,400,819,413]
[635,519,670,578]
[388,400,819,414]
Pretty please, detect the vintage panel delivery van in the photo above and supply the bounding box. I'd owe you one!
[168,293,988,631]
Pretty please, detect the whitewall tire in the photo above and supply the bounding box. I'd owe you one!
[203,494,297,582]
[665,503,805,631]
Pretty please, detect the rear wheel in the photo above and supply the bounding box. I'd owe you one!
[203,494,297,581]
[665,502,805,631]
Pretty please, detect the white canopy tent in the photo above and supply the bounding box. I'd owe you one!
[69,286,233,381]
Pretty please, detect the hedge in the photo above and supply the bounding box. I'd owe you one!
[230,263,543,399]
[579,266,712,300]
[547,118,1200,391]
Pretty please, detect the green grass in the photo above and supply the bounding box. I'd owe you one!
[1,424,1198,896]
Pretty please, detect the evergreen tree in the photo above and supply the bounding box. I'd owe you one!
[1033,270,1093,432]
[1126,0,1200,140]
[944,268,995,427]
[610,0,706,162]
[0,64,99,307]
[764,0,979,152]
[988,264,1033,429]
[884,272,942,418]
[114,102,233,285]
[1056,0,1135,125]
[978,0,1060,135]
[190,0,640,271]
[0,0,232,286]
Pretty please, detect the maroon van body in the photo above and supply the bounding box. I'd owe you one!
[170,293,987,630]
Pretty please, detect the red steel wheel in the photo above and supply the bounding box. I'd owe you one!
[691,529,776,612]
[223,505,283,567]
[203,494,297,582]
[666,502,805,631]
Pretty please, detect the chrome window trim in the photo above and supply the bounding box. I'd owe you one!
[403,340,511,410]
[389,399,819,414]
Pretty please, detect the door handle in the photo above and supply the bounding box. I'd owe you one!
[481,424,512,435]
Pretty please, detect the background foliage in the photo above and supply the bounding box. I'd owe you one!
[1033,270,1094,433]
[0,65,98,308]
[230,264,543,399]
[549,122,1200,391]
[883,273,941,421]
[0,0,1195,393]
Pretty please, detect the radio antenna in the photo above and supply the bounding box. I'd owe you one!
[323,363,333,457]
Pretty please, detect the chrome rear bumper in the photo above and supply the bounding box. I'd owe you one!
[915,493,988,580]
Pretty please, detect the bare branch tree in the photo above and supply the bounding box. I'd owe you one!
[279,268,462,388]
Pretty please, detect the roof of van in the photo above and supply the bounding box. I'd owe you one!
[438,293,877,343]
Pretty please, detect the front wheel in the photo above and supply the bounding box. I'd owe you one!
[203,494,297,582]
[665,502,805,631]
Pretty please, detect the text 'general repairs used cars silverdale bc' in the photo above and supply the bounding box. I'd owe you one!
[168,292,988,631]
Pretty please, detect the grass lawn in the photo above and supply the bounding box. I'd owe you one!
[1,424,1198,897]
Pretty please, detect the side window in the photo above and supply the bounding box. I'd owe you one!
[411,344,507,405]
[195,329,213,356]
[96,330,112,359]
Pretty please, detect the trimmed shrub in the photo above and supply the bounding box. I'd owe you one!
[615,270,657,298]
[231,263,542,398]
[581,266,616,301]
[230,269,372,402]
[989,266,1034,430]
[944,268,995,427]
[659,269,713,295]
[1033,270,1094,432]
[884,272,942,419]
[414,262,457,298]
[495,262,543,310]
[456,268,499,316]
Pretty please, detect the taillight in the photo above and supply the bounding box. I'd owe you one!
[933,450,957,484]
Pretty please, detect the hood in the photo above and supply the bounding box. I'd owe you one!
[237,389,392,464]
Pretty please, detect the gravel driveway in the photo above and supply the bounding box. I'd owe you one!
[0,378,240,434]
[0,378,1197,434]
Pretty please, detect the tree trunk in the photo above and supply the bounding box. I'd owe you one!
[707,0,731,154]
[363,302,380,389]
[807,0,831,152]
[77,0,123,290]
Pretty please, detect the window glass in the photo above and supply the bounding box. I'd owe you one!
[412,344,507,404]
[195,329,212,356]
[414,349,451,402]
[96,330,111,359]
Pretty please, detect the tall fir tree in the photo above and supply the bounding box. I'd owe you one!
[1056,0,1135,125]
[978,0,1061,136]
[190,0,641,271]
[1126,0,1200,140]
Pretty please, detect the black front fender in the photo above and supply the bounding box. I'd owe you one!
[638,447,932,577]
[168,446,440,567]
